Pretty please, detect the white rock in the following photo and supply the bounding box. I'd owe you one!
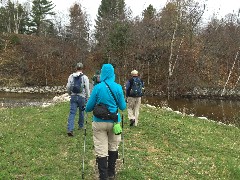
[146,104,156,108]
[198,116,208,120]
[42,102,52,107]
[174,111,182,114]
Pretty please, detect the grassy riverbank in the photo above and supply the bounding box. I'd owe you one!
[1,102,240,179]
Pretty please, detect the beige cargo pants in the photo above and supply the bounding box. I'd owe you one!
[92,122,121,157]
[127,97,141,126]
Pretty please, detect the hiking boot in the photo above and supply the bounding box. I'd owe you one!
[130,119,135,126]
[97,156,108,180]
[67,131,73,136]
[108,151,118,179]
[109,176,115,180]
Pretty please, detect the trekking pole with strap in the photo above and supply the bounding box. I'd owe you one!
[82,112,87,179]
[121,113,124,164]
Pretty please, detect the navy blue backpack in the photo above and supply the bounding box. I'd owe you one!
[129,77,143,97]
[71,74,83,93]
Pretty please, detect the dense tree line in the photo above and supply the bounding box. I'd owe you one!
[0,0,240,97]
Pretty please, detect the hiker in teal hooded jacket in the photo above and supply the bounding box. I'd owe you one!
[85,64,126,180]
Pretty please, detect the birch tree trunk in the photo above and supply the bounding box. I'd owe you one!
[167,5,181,99]
[221,48,240,96]
[13,1,19,34]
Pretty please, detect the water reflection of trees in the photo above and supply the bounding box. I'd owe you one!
[143,96,240,127]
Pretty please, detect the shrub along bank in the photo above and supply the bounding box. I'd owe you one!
[0,103,239,179]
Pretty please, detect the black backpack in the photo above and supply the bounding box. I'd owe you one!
[71,74,84,93]
[92,74,100,85]
[129,77,143,97]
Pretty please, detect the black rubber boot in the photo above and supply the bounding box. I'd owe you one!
[130,119,135,126]
[108,151,118,179]
[97,157,108,180]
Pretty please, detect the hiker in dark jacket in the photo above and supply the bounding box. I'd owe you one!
[85,64,126,180]
[126,70,144,127]
[92,70,101,86]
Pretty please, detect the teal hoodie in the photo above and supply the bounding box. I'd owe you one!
[85,64,126,122]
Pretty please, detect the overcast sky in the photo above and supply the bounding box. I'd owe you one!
[50,0,239,26]
[16,0,239,28]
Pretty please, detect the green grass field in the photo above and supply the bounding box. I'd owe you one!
[1,102,240,179]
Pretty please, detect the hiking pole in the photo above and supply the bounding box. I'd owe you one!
[82,112,87,179]
[121,113,125,164]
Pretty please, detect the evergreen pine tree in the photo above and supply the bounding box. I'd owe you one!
[31,0,55,35]
[94,0,127,62]
[142,4,156,21]
[66,3,89,63]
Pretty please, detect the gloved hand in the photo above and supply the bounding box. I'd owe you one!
[113,123,122,135]
[81,106,85,111]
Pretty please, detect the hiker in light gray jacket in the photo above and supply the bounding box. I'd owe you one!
[66,62,90,136]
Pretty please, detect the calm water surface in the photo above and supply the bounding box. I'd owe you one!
[1,92,239,127]
[0,92,55,108]
[142,96,240,127]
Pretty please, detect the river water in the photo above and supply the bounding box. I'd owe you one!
[0,92,55,108]
[143,96,240,127]
[0,92,239,127]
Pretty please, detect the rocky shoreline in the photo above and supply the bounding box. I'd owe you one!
[147,87,240,100]
[1,86,240,100]
[0,86,66,94]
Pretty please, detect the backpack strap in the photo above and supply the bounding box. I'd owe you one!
[129,78,134,88]
[81,73,85,87]
[104,81,118,109]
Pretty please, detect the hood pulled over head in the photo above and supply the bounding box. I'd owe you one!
[100,64,115,82]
